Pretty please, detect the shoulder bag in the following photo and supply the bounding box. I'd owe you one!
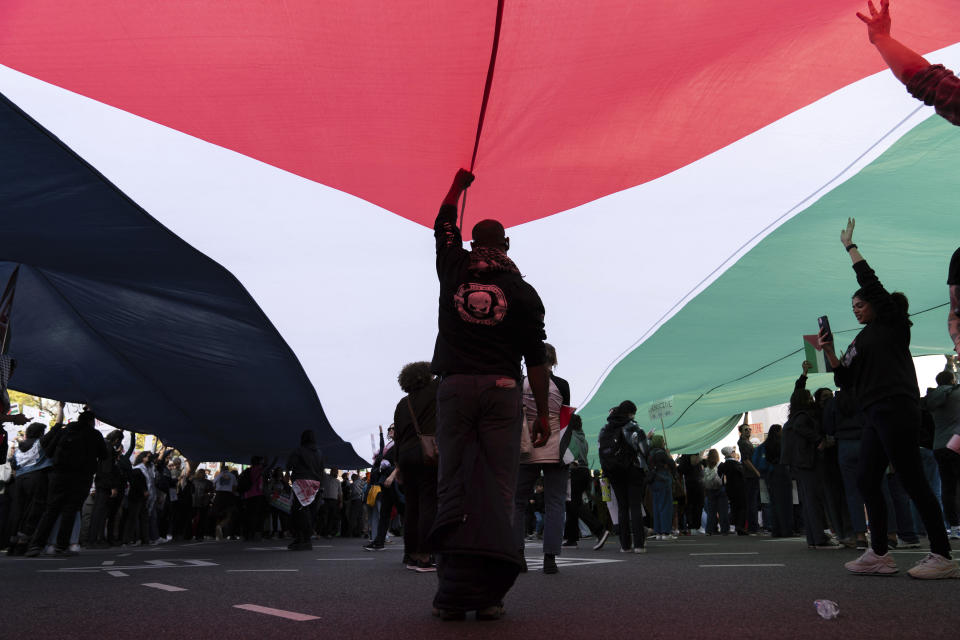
[407,397,439,466]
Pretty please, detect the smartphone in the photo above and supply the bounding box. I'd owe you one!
[818,315,833,344]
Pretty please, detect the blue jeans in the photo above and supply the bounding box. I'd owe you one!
[650,471,673,535]
[515,463,568,556]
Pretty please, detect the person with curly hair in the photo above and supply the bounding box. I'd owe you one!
[393,361,440,572]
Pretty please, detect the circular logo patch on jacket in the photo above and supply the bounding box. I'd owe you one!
[454,283,507,326]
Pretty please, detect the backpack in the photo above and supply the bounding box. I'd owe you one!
[647,447,667,472]
[703,465,722,490]
[752,442,770,474]
[598,423,634,474]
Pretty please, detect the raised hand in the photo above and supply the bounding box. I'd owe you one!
[840,217,856,247]
[454,168,475,190]
[856,0,891,45]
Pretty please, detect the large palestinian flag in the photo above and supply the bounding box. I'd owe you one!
[1,1,958,463]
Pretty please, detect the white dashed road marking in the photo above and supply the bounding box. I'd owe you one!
[699,564,786,568]
[227,569,299,572]
[689,552,760,556]
[142,582,187,592]
[316,558,374,561]
[107,571,129,577]
[233,604,320,621]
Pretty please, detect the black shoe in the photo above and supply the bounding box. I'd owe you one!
[561,540,578,548]
[543,553,559,574]
[288,541,312,551]
[363,542,384,551]
[24,546,42,558]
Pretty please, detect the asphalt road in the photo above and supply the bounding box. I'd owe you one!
[3,533,958,639]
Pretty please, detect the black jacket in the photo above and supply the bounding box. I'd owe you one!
[94,451,123,491]
[41,422,108,475]
[287,445,324,482]
[822,390,864,441]
[782,409,819,470]
[431,204,548,379]
[832,261,920,409]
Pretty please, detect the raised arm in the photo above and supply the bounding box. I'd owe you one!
[857,1,930,84]
[858,1,960,125]
[796,360,811,391]
[443,169,474,208]
[435,169,475,255]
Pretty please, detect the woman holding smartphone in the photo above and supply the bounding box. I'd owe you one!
[820,218,957,578]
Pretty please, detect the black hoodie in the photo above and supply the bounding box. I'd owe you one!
[287,429,324,482]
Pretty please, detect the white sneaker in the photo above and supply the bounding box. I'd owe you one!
[592,530,610,551]
[906,553,960,580]
[68,544,81,553]
[633,547,646,554]
[949,526,960,540]
[43,545,56,556]
[844,549,898,575]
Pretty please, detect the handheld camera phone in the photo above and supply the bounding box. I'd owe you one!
[818,315,833,344]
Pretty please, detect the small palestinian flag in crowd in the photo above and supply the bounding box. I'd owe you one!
[802,334,832,373]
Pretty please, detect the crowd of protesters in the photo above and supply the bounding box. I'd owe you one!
[0,405,380,556]
[2,348,958,580]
